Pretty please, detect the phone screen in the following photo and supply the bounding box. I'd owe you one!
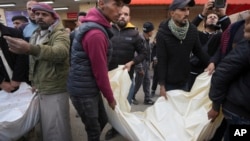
[215,0,225,8]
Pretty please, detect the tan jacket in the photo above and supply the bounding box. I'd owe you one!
[29,21,69,94]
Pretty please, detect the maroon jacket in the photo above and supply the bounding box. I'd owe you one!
[80,8,114,103]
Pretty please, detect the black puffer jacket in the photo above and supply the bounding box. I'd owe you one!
[209,39,250,119]
[109,23,146,78]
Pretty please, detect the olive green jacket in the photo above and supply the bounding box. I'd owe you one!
[29,21,69,94]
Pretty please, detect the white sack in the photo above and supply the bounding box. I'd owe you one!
[0,82,39,141]
[103,65,223,141]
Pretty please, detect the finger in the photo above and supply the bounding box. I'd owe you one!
[3,35,19,41]
[3,36,15,43]
[211,118,215,123]
[9,47,18,54]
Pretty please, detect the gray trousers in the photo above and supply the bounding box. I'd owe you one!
[38,92,72,141]
[133,61,151,100]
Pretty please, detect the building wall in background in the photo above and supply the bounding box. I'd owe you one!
[0,8,7,25]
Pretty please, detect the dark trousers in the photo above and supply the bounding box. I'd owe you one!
[188,72,198,91]
[151,65,158,92]
[222,109,250,141]
[165,82,189,92]
[70,94,108,141]
[210,118,227,141]
[133,61,151,101]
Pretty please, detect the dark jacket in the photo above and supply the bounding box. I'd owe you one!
[210,20,245,65]
[192,14,231,32]
[109,23,146,79]
[0,23,28,83]
[67,8,115,103]
[190,13,231,73]
[209,39,250,119]
[190,32,223,73]
[156,19,209,86]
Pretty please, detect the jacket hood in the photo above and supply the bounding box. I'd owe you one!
[125,22,136,28]
[158,20,170,35]
[112,22,137,31]
[81,8,111,28]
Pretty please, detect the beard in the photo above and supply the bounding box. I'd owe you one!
[179,21,187,27]
[205,24,221,31]
[177,19,188,27]
[117,20,127,29]
[37,20,50,30]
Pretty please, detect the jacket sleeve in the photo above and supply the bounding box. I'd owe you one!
[209,40,250,111]
[12,24,29,82]
[29,30,70,63]
[83,29,115,103]
[133,34,147,65]
[191,14,204,27]
[156,31,167,85]
[218,15,231,32]
[209,47,221,66]
[192,34,209,66]
[12,54,29,82]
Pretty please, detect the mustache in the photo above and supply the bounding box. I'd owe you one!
[37,19,44,23]
[118,19,125,23]
[183,16,188,19]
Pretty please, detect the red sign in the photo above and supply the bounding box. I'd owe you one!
[67,12,77,19]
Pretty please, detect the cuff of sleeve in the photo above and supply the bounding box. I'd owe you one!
[219,15,229,22]
[132,59,138,65]
[212,103,221,112]
[105,94,115,104]
[158,81,165,86]
[198,14,205,20]
[29,45,40,56]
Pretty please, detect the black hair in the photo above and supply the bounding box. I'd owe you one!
[78,11,87,17]
[77,11,87,21]
[11,15,29,23]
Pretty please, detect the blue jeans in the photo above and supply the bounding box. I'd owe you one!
[127,78,135,104]
[70,94,108,141]
[223,109,250,141]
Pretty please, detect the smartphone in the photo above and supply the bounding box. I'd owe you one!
[214,0,226,8]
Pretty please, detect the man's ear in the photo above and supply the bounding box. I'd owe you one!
[169,11,174,17]
[97,0,105,9]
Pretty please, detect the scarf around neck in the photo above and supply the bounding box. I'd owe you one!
[168,19,189,41]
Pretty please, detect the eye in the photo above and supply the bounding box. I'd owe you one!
[115,1,123,7]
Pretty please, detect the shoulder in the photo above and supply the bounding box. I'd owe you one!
[189,23,198,31]
[84,29,107,41]
[124,27,139,37]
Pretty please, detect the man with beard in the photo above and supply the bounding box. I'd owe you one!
[23,0,38,41]
[188,0,230,90]
[4,3,72,141]
[105,5,147,140]
[156,0,209,99]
